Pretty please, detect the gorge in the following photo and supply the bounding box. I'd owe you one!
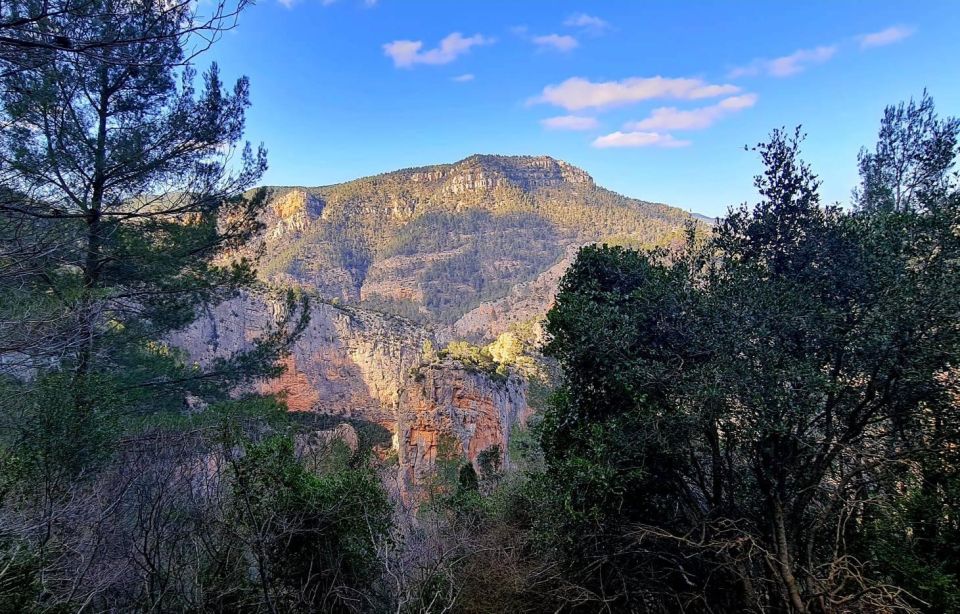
[172,154,699,495]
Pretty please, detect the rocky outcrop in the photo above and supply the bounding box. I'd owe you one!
[397,362,529,499]
[407,155,594,194]
[267,189,324,239]
[169,292,530,496]
[170,292,429,425]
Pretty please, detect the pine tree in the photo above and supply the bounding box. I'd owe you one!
[0,0,296,422]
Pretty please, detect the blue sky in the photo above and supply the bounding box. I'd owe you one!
[206,1,960,217]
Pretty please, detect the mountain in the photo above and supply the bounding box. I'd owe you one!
[253,154,696,341]
[177,155,699,496]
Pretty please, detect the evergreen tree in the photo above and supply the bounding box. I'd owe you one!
[0,0,297,414]
[540,117,960,612]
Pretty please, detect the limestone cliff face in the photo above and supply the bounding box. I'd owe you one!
[169,292,530,493]
[267,189,325,239]
[171,293,428,425]
[397,363,529,498]
[408,155,593,193]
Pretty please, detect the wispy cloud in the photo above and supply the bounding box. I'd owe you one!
[312,0,375,6]
[533,34,579,52]
[452,73,475,83]
[730,45,837,78]
[592,131,690,149]
[564,12,611,34]
[533,76,740,111]
[627,94,758,131]
[858,25,915,49]
[383,32,493,68]
[541,115,598,131]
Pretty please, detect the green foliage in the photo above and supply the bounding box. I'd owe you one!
[226,434,392,611]
[127,394,290,435]
[475,445,502,483]
[0,373,122,486]
[0,2,324,611]
[437,340,503,377]
[856,90,960,213]
[0,539,42,614]
[0,0,297,415]
[430,331,543,383]
[536,117,960,611]
[862,483,960,613]
[458,463,480,490]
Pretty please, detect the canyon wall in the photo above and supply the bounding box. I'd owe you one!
[397,363,529,499]
[169,291,529,495]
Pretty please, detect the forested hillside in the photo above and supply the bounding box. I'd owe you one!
[253,154,696,332]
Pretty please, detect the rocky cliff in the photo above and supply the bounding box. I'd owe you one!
[170,290,528,496]
[397,363,529,499]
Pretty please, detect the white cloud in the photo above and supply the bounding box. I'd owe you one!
[564,13,610,33]
[383,32,493,68]
[452,73,475,82]
[317,0,377,6]
[627,93,758,131]
[730,45,837,78]
[592,131,690,149]
[858,25,915,49]
[533,76,740,111]
[541,115,598,131]
[533,34,579,52]
[281,0,376,9]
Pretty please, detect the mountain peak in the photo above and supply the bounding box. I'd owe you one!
[404,154,593,193]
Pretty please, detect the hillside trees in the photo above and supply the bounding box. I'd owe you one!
[0,0,363,609]
[0,0,291,406]
[539,104,960,611]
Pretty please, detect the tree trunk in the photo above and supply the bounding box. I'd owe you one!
[73,71,110,410]
[772,498,807,613]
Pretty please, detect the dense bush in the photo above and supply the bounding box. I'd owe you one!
[532,105,960,612]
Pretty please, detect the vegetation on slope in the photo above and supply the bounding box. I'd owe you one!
[403,95,960,614]
[255,155,697,325]
[1,0,959,610]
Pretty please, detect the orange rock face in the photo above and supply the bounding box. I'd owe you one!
[397,364,528,498]
[258,355,320,411]
[170,293,531,498]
